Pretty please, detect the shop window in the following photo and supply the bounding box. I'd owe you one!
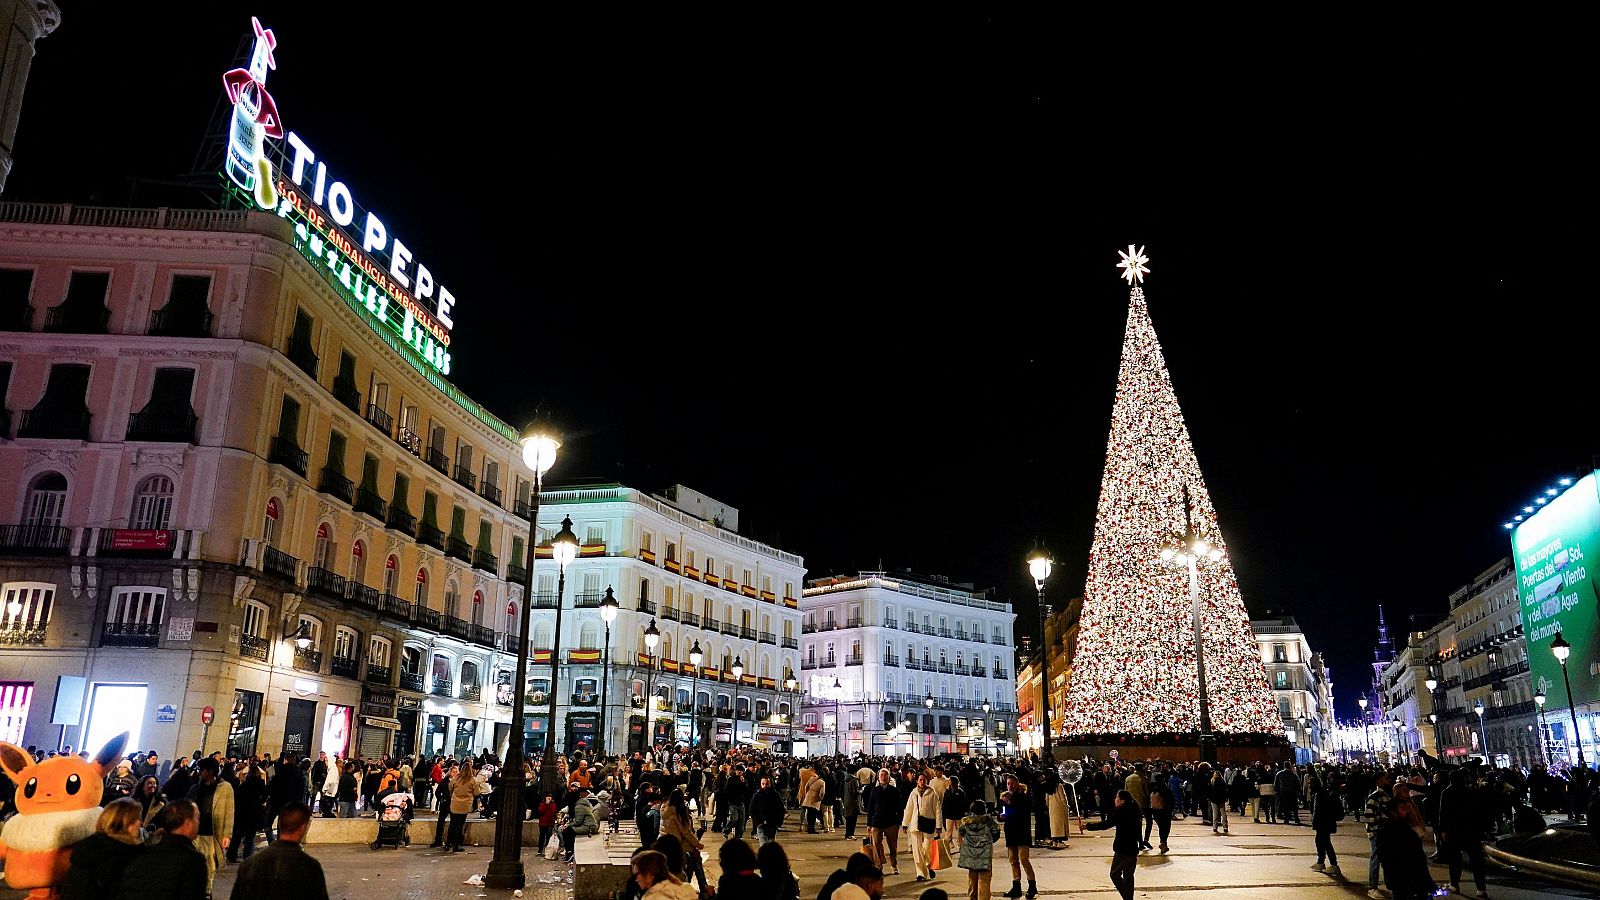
[0,682,34,745]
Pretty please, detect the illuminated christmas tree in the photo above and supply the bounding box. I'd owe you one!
[1058,246,1281,742]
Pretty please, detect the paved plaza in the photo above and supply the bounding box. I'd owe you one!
[3,810,1590,899]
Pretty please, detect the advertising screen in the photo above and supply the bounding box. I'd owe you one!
[1512,473,1600,707]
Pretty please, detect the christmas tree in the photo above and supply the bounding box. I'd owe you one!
[1057,246,1281,740]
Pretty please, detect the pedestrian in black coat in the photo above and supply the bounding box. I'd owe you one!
[228,803,329,900]
[114,800,208,900]
[61,800,145,900]
[1086,791,1142,900]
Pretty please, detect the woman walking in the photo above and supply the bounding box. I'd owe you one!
[447,761,480,852]
[1309,775,1344,878]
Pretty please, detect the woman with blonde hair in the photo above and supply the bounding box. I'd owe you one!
[60,798,146,900]
[633,848,698,900]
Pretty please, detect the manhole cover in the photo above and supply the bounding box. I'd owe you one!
[1230,844,1292,850]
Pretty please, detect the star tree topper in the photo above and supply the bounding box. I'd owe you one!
[1117,244,1150,285]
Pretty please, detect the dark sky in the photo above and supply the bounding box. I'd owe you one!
[8,8,1591,718]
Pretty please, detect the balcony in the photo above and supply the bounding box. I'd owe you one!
[974,667,988,678]
[800,660,820,671]
[514,499,535,520]
[845,654,864,666]
[328,376,360,413]
[680,611,701,628]
[801,623,818,634]
[938,627,952,638]
[268,436,308,476]
[661,605,679,622]
[261,546,299,581]
[414,606,442,631]
[782,636,798,649]
[446,535,472,562]
[349,584,381,611]
[126,409,197,443]
[882,618,899,629]
[847,617,863,629]
[354,487,387,521]
[239,634,270,661]
[703,617,718,631]
[378,594,412,622]
[992,636,1007,646]
[937,661,953,674]
[575,592,608,609]
[818,621,838,632]
[740,626,757,640]
[431,677,454,697]
[758,631,776,645]
[954,630,968,642]
[506,562,527,584]
[306,566,347,600]
[364,403,393,437]
[639,598,656,614]
[442,615,472,640]
[906,659,924,671]
[972,633,987,643]
[0,524,71,556]
[286,335,318,378]
[365,663,392,685]
[331,655,360,679]
[904,622,921,634]
[992,667,1008,678]
[317,468,353,504]
[18,406,90,440]
[460,684,482,702]
[400,671,426,692]
[0,622,46,645]
[531,592,558,609]
[417,523,445,550]
[470,624,495,647]
[424,445,449,474]
[43,304,110,333]
[100,621,160,647]
[148,305,213,338]
[479,481,503,506]
[720,622,739,636]
[452,464,477,491]
[824,657,837,668]
[293,647,323,673]
[472,548,497,573]
[397,427,421,456]
[883,654,900,667]
[954,664,970,676]
[385,506,416,536]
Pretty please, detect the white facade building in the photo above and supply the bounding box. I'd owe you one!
[530,484,805,754]
[799,572,1017,757]
[1252,614,1334,763]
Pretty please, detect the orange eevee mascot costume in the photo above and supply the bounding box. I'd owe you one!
[0,732,129,899]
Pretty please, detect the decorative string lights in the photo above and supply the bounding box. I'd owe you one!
[1058,251,1281,741]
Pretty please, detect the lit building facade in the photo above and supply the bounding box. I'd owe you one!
[1015,598,1080,752]
[531,484,804,753]
[0,203,544,762]
[798,572,1017,757]
[1444,559,1539,767]
[1251,614,1334,762]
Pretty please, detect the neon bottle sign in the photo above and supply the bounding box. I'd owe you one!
[220,16,455,377]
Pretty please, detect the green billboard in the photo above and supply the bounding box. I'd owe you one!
[1513,472,1600,708]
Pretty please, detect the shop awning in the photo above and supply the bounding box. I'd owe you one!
[362,716,402,730]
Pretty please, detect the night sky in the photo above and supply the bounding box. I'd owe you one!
[7,8,1591,718]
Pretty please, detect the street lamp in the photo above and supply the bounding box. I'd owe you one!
[1552,631,1587,768]
[598,587,619,756]
[1427,713,1439,756]
[1026,542,1054,757]
[924,691,936,758]
[1473,700,1489,766]
[731,655,744,748]
[1158,490,1226,764]
[1392,717,1405,760]
[783,668,797,751]
[1357,696,1372,758]
[643,618,661,748]
[982,700,993,757]
[541,516,580,787]
[830,676,843,756]
[688,641,704,750]
[486,415,560,890]
[1535,689,1551,766]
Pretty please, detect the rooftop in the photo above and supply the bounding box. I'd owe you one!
[804,571,1011,613]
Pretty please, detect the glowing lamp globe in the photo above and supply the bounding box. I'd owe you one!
[1473,701,1485,718]
[924,692,935,709]
[731,656,743,680]
[784,672,797,692]
[293,621,313,650]
[643,618,660,651]
[519,419,562,475]
[1535,689,1546,708]
[1357,696,1368,710]
[688,641,704,668]
[551,516,580,568]
[1027,545,1053,585]
[983,700,992,714]
[1425,676,1438,692]
[598,586,619,624]
[1551,631,1572,663]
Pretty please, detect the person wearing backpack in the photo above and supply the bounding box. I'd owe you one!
[1309,774,1344,879]
[957,800,1001,900]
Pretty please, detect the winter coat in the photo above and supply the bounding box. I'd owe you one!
[842,776,861,816]
[112,833,206,900]
[1311,787,1343,833]
[1086,801,1142,855]
[750,786,786,830]
[866,782,902,829]
[1047,784,1071,837]
[642,877,700,900]
[228,839,330,900]
[801,775,827,811]
[660,805,702,851]
[1435,783,1486,842]
[1001,787,1032,845]
[450,773,480,815]
[60,833,143,900]
[570,797,600,836]
[901,785,941,832]
[957,814,1000,870]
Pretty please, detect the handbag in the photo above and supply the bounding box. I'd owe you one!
[917,814,937,834]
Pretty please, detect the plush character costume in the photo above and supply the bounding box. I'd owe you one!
[0,732,129,899]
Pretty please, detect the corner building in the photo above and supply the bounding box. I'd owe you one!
[0,203,549,762]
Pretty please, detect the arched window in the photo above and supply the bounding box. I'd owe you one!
[505,600,518,636]
[755,699,769,720]
[660,632,673,659]
[414,568,429,607]
[384,555,398,595]
[533,620,553,650]
[760,653,772,677]
[262,497,281,545]
[368,635,392,668]
[314,523,333,569]
[460,659,480,688]
[296,614,323,650]
[471,590,484,625]
[25,472,67,528]
[131,475,174,530]
[431,653,453,692]
[349,541,366,586]
[334,625,358,661]
[579,621,600,650]
[444,579,460,616]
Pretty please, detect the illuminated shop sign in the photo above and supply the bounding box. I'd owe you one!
[221,16,454,377]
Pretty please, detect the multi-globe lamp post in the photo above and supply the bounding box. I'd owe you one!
[783,668,798,752]
[983,699,993,757]
[598,587,618,756]
[485,418,562,891]
[1551,632,1587,769]
[1424,672,1440,754]
[1026,543,1054,756]
[643,619,661,746]
[1158,506,1225,765]
[731,656,745,748]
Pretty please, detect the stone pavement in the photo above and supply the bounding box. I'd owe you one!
[4,810,1593,898]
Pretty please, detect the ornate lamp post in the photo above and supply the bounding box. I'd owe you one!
[1552,632,1587,768]
[783,669,798,752]
[597,587,618,757]
[540,517,580,791]
[1158,491,1225,765]
[1026,543,1054,757]
[1535,689,1551,765]
[830,675,843,756]
[1357,696,1372,758]
[982,699,993,757]
[1424,673,1440,754]
[485,417,561,891]
[1392,717,1405,761]
[731,655,745,748]
[688,641,704,749]
[924,691,936,758]
[1472,700,1489,766]
[643,619,660,748]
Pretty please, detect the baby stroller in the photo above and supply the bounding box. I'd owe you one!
[371,790,413,850]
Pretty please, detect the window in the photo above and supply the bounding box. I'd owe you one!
[445,580,460,616]
[585,523,604,545]
[1,582,55,633]
[471,590,484,625]
[241,599,270,638]
[784,582,794,599]
[460,659,480,688]
[368,635,392,668]
[325,430,347,476]
[1273,643,1287,663]
[665,542,677,562]
[107,586,164,628]
[639,578,650,605]
[349,540,366,585]
[743,569,753,587]
[131,475,175,529]
[533,621,553,650]
[384,555,399,595]
[0,681,33,745]
[24,472,67,527]
[414,568,429,607]
[334,626,358,661]
[1275,671,1288,688]
[314,522,334,569]
[762,576,772,592]
[277,395,300,441]
[0,268,34,326]
[401,645,423,676]
[263,498,281,545]
[641,531,653,552]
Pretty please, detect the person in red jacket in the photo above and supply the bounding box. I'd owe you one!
[537,793,559,853]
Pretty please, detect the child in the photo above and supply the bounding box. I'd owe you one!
[958,800,1001,900]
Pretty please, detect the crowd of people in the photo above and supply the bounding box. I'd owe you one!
[5,738,1596,900]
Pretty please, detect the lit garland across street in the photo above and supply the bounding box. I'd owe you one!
[1059,272,1280,740]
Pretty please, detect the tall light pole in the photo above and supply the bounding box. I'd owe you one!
[1472,701,1490,766]
[1535,689,1551,766]
[486,417,561,890]
[643,619,660,748]
[1552,632,1587,769]
[924,691,936,758]
[1026,543,1054,758]
[1159,492,1225,765]
[783,668,797,752]
[598,587,618,757]
[828,675,844,757]
[1392,717,1405,761]
[688,641,704,750]
[541,516,580,792]
[731,656,745,748]
[1424,673,1439,755]
[983,700,993,757]
[1358,696,1372,759]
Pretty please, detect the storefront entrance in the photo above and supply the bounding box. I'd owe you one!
[282,698,316,759]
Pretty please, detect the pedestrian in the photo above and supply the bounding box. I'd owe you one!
[1274,764,1301,825]
[185,757,234,897]
[661,789,706,893]
[867,767,903,876]
[844,769,863,839]
[998,782,1035,899]
[134,775,165,832]
[1363,772,1393,899]
[268,755,304,840]
[227,802,329,900]
[448,761,480,852]
[1208,769,1230,836]
[632,848,700,900]
[803,768,827,833]
[561,787,600,862]
[430,764,455,848]
[1086,790,1141,900]
[1256,768,1276,823]
[758,840,799,900]
[957,799,1000,900]
[113,799,208,900]
[104,760,139,803]
[903,772,942,882]
[1045,777,1070,850]
[318,757,339,818]
[1308,774,1344,878]
[750,775,786,846]
[716,838,764,900]
[1436,770,1489,898]
[1374,797,1436,900]
[231,763,269,861]
[537,792,559,852]
[61,798,145,900]
[1146,774,1174,853]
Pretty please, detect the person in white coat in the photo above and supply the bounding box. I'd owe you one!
[901,772,942,882]
[320,755,340,812]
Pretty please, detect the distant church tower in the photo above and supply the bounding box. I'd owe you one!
[1369,604,1395,722]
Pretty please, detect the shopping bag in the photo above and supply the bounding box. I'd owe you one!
[929,837,942,870]
[544,832,563,860]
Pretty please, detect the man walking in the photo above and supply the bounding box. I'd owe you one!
[1363,771,1393,900]
[188,757,235,896]
[229,802,329,900]
[1436,770,1489,898]
[1274,764,1302,826]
